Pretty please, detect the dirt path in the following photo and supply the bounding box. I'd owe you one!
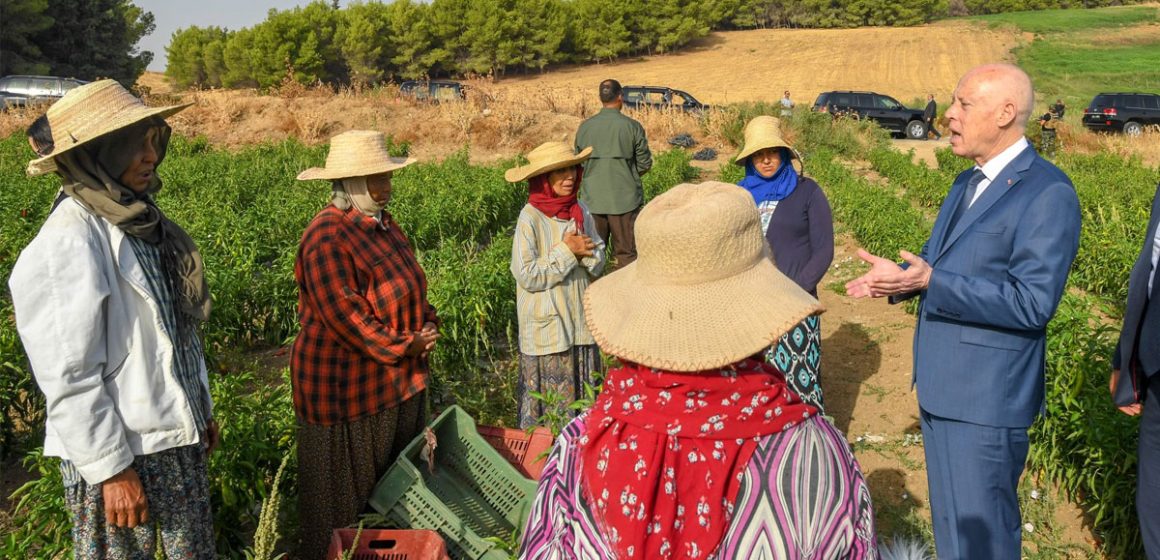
[821,235,1099,556]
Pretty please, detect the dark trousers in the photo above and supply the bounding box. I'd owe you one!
[927,118,942,139]
[1140,377,1160,559]
[592,208,640,271]
[921,408,1029,560]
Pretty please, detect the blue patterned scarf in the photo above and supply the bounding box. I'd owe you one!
[738,148,798,204]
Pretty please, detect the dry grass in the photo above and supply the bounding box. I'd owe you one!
[494,21,1022,106]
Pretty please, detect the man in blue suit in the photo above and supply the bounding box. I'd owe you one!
[1110,182,1160,558]
[846,63,1081,559]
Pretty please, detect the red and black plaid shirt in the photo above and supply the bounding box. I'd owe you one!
[291,205,438,425]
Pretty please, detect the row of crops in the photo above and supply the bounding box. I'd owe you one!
[0,131,697,556]
[1,109,1156,556]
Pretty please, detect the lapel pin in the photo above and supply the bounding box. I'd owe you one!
[1007,179,1013,185]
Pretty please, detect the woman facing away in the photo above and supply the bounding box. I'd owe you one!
[518,181,876,559]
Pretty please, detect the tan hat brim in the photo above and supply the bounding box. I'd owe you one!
[504,146,592,183]
[583,251,823,372]
[27,101,193,177]
[734,142,802,165]
[296,156,417,181]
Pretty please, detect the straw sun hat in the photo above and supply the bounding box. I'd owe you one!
[733,115,803,172]
[297,130,416,181]
[504,141,592,183]
[583,181,823,372]
[26,79,193,177]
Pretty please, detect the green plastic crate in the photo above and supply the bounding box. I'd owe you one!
[368,406,538,560]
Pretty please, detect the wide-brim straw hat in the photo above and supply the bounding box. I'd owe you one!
[583,181,823,372]
[733,115,803,172]
[27,79,193,177]
[504,141,592,183]
[297,130,416,181]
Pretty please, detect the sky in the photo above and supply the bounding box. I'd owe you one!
[134,0,352,72]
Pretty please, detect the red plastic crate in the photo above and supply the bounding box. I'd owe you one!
[476,424,554,479]
[326,528,450,560]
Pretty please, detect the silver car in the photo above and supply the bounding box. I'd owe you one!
[0,75,88,110]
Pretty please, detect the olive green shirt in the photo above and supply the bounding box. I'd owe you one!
[575,108,653,215]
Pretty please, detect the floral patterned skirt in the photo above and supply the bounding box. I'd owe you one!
[518,345,604,429]
[61,444,214,560]
[766,315,824,412]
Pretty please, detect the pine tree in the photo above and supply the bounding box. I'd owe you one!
[0,0,54,75]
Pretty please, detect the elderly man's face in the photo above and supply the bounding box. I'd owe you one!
[944,73,1003,162]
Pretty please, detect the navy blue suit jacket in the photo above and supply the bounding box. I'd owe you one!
[899,145,1081,428]
[1112,183,1160,406]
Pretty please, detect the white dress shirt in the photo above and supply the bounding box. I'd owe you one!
[970,137,1031,207]
[1149,223,1160,295]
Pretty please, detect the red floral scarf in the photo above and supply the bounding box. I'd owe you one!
[581,358,817,560]
[527,168,585,234]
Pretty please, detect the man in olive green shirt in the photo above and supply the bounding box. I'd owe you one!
[575,79,652,270]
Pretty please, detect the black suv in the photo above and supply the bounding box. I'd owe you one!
[812,91,927,139]
[0,74,87,109]
[398,79,466,103]
[1083,93,1160,136]
[621,85,709,113]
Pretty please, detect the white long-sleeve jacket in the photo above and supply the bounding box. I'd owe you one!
[9,198,207,485]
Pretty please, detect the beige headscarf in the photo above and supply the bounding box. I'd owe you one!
[54,118,212,322]
[331,176,387,216]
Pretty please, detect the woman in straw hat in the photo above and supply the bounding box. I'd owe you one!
[9,79,217,558]
[735,115,834,412]
[292,130,439,559]
[506,141,606,430]
[518,182,876,559]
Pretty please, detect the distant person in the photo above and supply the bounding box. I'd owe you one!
[734,115,833,410]
[780,90,795,117]
[10,79,218,560]
[293,130,439,560]
[846,63,1081,559]
[505,141,606,429]
[575,79,652,270]
[924,93,942,140]
[518,181,877,560]
[1052,98,1066,119]
[1109,182,1160,558]
[1038,109,1058,158]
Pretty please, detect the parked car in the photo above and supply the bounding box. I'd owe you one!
[621,85,710,113]
[0,75,87,109]
[812,90,928,139]
[1082,92,1160,136]
[398,80,466,103]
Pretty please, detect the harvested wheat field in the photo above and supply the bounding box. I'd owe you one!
[497,21,1021,105]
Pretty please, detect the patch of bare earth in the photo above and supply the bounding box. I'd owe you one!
[496,21,1020,106]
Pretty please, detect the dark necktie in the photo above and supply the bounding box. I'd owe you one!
[1140,261,1160,375]
[946,169,986,236]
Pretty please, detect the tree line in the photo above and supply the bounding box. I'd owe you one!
[0,0,155,85]
[163,0,1138,90]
